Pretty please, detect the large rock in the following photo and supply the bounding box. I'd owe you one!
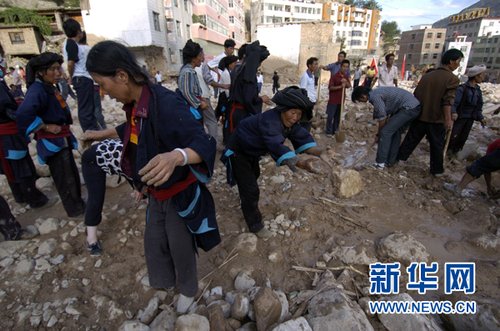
[331,169,363,198]
[377,232,429,265]
[149,306,177,331]
[327,241,377,265]
[36,218,59,235]
[253,287,282,331]
[0,240,29,258]
[234,233,258,254]
[234,272,256,291]
[118,321,150,331]
[271,317,312,331]
[37,238,57,256]
[139,296,159,325]
[441,303,500,331]
[231,293,250,320]
[273,290,289,322]
[378,293,442,331]
[208,303,232,331]
[306,287,373,331]
[174,314,209,331]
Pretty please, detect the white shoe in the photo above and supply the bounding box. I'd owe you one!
[370,162,385,170]
[176,294,194,314]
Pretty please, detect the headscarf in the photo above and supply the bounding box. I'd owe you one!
[272,86,314,118]
[26,52,63,87]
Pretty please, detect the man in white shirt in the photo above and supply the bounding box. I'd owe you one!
[375,53,398,87]
[155,71,162,85]
[207,39,236,96]
[299,57,319,130]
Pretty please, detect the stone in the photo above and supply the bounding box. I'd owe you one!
[139,296,159,325]
[30,315,42,328]
[377,232,429,265]
[36,218,59,235]
[329,243,377,265]
[65,305,81,315]
[270,175,285,184]
[273,290,289,322]
[38,238,57,256]
[35,258,51,272]
[234,233,258,254]
[234,272,256,291]
[208,300,231,318]
[473,233,499,249]
[14,258,33,275]
[23,225,39,238]
[237,322,257,331]
[378,293,442,331]
[331,168,363,198]
[108,300,124,320]
[150,307,176,331]
[0,240,29,259]
[174,314,210,331]
[0,257,14,268]
[208,303,231,331]
[118,320,150,331]
[50,254,65,265]
[231,293,250,320]
[271,317,312,331]
[441,303,499,331]
[227,318,242,330]
[47,315,58,327]
[306,287,373,331]
[254,287,282,331]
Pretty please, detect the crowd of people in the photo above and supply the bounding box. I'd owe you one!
[1,23,499,315]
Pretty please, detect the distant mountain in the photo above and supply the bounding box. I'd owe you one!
[433,0,500,28]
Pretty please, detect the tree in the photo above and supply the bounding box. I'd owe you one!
[344,0,382,11]
[0,7,52,36]
[381,20,400,54]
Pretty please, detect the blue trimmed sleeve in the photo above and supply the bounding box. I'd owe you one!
[16,85,47,140]
[290,125,317,153]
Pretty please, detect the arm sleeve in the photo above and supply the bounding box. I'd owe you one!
[477,89,484,120]
[451,85,464,114]
[290,126,317,153]
[201,63,214,85]
[15,88,46,139]
[442,76,460,107]
[299,73,308,89]
[161,95,216,180]
[65,39,79,63]
[370,92,387,120]
[259,118,295,166]
[178,71,201,108]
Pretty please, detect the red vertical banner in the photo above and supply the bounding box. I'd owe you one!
[401,54,406,80]
[370,57,378,75]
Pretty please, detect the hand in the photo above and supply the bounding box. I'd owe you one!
[261,95,272,105]
[44,124,62,134]
[445,118,453,131]
[199,100,209,110]
[282,157,298,172]
[138,151,184,187]
[82,130,101,141]
[220,84,230,89]
[451,113,458,121]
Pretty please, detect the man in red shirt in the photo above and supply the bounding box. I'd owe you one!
[326,59,351,136]
[451,138,500,198]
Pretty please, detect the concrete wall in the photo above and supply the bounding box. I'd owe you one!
[256,23,302,64]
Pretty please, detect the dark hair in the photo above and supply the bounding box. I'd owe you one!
[224,39,236,48]
[385,53,395,62]
[341,59,350,66]
[351,86,370,102]
[218,55,238,70]
[78,31,87,45]
[62,19,81,38]
[338,51,347,57]
[237,44,247,60]
[8,67,14,71]
[86,41,149,85]
[441,49,464,65]
[306,57,318,67]
[182,39,203,65]
[26,52,63,86]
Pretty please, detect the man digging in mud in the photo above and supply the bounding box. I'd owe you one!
[221,86,322,239]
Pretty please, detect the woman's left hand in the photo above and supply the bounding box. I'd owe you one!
[138,151,183,187]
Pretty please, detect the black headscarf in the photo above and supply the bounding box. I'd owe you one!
[272,86,314,121]
[26,52,63,87]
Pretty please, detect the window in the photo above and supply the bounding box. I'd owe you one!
[423,53,428,59]
[186,24,190,38]
[425,43,430,49]
[437,32,442,38]
[228,0,233,7]
[411,34,416,40]
[485,47,490,53]
[460,46,467,52]
[8,32,25,44]
[350,40,362,46]
[176,20,181,36]
[464,23,468,28]
[229,16,234,23]
[409,44,414,50]
[427,32,432,38]
[408,54,412,59]
[435,43,440,49]
[432,53,438,59]
[285,5,290,12]
[153,12,161,31]
[184,0,188,9]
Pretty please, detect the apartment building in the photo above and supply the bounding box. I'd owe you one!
[190,0,245,56]
[470,34,500,70]
[398,25,447,70]
[445,35,472,76]
[445,8,500,43]
[251,0,380,57]
[164,0,193,75]
[81,0,169,72]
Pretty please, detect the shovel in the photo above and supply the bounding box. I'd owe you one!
[335,87,346,143]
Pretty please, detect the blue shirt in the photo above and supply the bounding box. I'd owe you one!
[369,87,420,121]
